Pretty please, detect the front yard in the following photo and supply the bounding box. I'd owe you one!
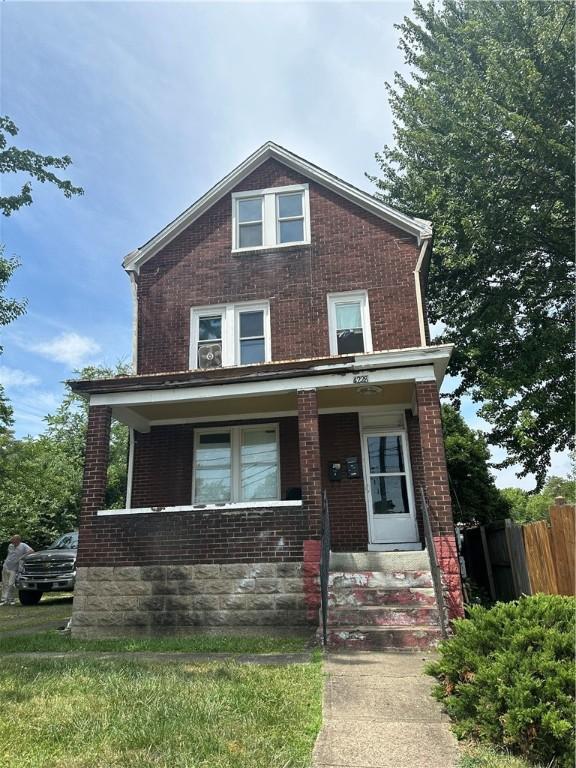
[0,598,322,767]
[0,653,322,768]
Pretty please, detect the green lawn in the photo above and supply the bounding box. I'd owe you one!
[0,655,323,768]
[0,630,313,654]
[0,594,72,633]
[459,744,544,768]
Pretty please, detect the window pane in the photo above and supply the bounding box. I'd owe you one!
[238,197,262,223]
[239,310,264,338]
[198,315,221,341]
[336,329,364,354]
[241,429,278,501]
[371,476,409,515]
[195,433,231,503]
[336,302,362,331]
[240,338,265,364]
[278,192,303,218]
[279,219,304,244]
[367,436,405,474]
[239,223,263,248]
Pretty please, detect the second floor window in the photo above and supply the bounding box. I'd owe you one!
[191,302,271,369]
[232,184,310,251]
[327,291,373,356]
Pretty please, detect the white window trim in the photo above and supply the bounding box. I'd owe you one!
[189,300,271,369]
[192,423,281,504]
[232,183,311,252]
[327,290,373,356]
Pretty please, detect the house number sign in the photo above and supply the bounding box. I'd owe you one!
[353,374,369,384]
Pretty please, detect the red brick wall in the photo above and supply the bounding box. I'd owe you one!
[414,381,454,536]
[405,408,425,542]
[297,390,322,538]
[76,506,308,568]
[79,406,112,526]
[131,417,301,509]
[136,159,422,375]
[319,413,368,551]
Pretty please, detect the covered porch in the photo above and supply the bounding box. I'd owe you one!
[76,347,454,555]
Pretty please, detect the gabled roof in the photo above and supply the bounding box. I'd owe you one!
[123,141,433,274]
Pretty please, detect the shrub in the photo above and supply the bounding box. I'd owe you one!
[427,595,575,768]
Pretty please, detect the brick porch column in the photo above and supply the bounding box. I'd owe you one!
[297,388,322,538]
[415,381,464,618]
[80,405,112,526]
[297,389,322,624]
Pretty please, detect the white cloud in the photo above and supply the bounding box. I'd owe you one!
[0,366,40,388]
[30,332,101,368]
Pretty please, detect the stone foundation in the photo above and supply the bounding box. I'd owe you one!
[71,563,308,638]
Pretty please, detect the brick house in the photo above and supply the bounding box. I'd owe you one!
[70,142,464,647]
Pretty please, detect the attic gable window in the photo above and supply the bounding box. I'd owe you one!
[232,184,310,252]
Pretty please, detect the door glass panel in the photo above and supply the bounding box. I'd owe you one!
[195,433,231,503]
[370,476,409,515]
[367,435,405,474]
[241,429,278,501]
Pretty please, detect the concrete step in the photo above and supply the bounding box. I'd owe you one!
[328,605,440,627]
[325,625,442,651]
[329,550,429,572]
[328,587,437,608]
[329,570,434,590]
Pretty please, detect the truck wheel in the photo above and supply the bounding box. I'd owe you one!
[19,590,43,606]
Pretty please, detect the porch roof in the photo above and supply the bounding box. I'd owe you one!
[69,345,452,435]
[68,344,453,396]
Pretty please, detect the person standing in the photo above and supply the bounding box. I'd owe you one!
[1,535,33,606]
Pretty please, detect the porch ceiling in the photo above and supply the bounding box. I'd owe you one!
[111,382,415,430]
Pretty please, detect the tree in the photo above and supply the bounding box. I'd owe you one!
[372,1,575,488]
[0,116,83,216]
[0,364,130,548]
[0,116,83,333]
[501,460,575,523]
[442,404,510,525]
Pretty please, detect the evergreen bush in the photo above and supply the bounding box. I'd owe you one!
[427,595,575,767]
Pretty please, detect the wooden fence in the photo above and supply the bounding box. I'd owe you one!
[461,498,575,602]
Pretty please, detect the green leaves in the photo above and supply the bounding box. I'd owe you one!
[0,116,84,216]
[442,404,510,524]
[373,1,575,487]
[428,595,576,767]
[0,363,130,549]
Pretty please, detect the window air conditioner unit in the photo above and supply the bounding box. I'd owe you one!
[198,343,223,369]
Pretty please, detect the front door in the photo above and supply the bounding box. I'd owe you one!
[362,430,419,545]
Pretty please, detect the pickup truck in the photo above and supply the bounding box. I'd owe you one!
[16,532,78,605]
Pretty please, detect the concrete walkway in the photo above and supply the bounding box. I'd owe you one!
[312,651,460,768]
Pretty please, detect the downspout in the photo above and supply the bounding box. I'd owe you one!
[414,237,431,348]
[128,270,139,373]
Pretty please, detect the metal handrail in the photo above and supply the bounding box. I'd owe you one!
[319,489,331,645]
[419,487,449,639]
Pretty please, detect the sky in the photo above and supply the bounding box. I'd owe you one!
[0,0,570,489]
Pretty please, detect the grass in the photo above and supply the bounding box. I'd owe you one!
[0,594,72,633]
[0,655,323,768]
[459,744,545,768]
[0,630,313,654]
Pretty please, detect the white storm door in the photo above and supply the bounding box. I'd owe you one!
[362,431,419,544]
